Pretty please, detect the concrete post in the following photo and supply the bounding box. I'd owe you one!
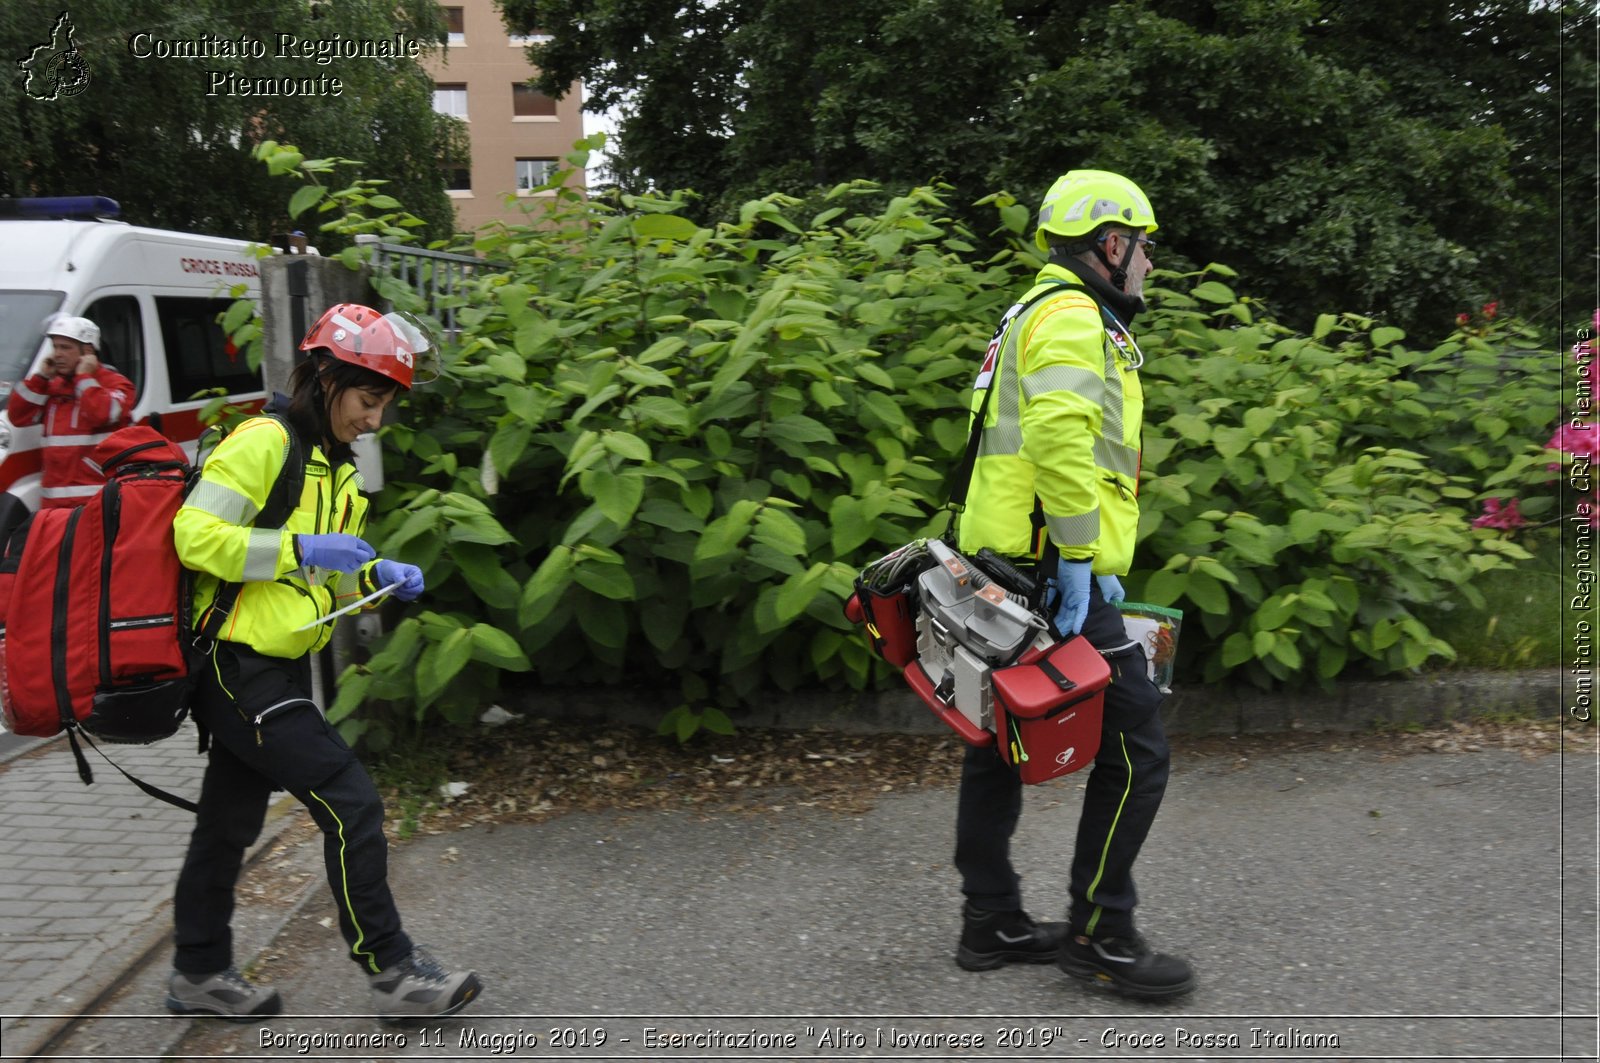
[258,253,375,712]
[259,253,372,397]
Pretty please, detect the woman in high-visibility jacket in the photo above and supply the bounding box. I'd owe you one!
[166,304,483,1023]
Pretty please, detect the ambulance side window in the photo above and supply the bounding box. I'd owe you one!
[82,295,145,400]
[157,297,258,402]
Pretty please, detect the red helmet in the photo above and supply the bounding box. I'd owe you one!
[298,303,432,390]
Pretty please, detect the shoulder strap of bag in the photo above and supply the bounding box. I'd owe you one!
[64,728,198,813]
[252,413,307,529]
[195,412,308,649]
[946,280,1086,513]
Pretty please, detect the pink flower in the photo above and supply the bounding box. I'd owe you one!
[1456,312,1471,327]
[1472,497,1528,530]
[1547,423,1600,461]
[1482,301,1499,320]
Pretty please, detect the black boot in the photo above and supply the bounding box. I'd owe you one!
[1058,930,1195,1000]
[956,903,1068,971]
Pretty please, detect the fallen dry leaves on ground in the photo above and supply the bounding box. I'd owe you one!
[381,716,1595,840]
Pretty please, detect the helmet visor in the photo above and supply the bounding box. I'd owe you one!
[381,311,442,387]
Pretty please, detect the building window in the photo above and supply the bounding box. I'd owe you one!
[508,30,551,45]
[512,83,558,118]
[516,157,559,192]
[432,83,467,119]
[444,6,465,43]
[445,165,472,193]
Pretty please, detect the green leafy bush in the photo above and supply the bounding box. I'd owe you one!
[339,163,1030,743]
[281,143,1552,741]
[1130,270,1537,689]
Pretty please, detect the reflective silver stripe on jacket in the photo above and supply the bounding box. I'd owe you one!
[1095,435,1140,479]
[1022,363,1103,405]
[41,430,114,448]
[975,294,1039,461]
[241,528,283,582]
[185,479,261,527]
[1045,509,1101,548]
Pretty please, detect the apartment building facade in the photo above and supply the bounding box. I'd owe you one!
[423,0,585,234]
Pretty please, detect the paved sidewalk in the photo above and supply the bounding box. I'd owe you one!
[0,725,304,1060]
[2,722,1596,1062]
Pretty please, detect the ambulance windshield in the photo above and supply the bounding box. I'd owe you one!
[0,292,65,390]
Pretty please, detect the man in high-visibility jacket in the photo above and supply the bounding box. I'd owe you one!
[951,170,1193,1000]
[6,315,135,508]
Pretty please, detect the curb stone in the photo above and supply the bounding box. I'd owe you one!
[507,668,1567,736]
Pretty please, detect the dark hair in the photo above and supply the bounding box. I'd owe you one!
[286,352,399,462]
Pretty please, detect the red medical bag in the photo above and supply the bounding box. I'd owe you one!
[0,428,193,743]
[991,636,1110,784]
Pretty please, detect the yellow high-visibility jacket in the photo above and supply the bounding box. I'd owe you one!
[175,415,383,659]
[956,263,1144,574]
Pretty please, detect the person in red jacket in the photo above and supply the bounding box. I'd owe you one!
[6,315,135,508]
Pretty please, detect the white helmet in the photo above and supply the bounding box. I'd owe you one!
[46,314,100,348]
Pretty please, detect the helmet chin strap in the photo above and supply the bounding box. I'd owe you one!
[1094,232,1140,293]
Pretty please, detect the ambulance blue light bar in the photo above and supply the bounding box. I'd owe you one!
[0,196,121,219]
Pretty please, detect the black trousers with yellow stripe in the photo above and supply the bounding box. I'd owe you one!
[954,582,1170,939]
[173,641,413,976]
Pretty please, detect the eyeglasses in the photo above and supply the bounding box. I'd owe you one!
[1099,231,1156,251]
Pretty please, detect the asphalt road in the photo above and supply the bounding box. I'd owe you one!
[31,739,1599,1062]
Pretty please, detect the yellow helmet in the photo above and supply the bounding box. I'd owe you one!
[1034,169,1158,251]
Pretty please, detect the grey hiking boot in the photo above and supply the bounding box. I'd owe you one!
[165,968,283,1021]
[369,947,483,1022]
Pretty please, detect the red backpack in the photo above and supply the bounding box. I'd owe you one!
[0,418,303,805]
[0,427,194,743]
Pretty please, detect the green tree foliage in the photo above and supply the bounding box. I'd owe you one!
[502,0,1587,338]
[1299,0,1593,333]
[0,0,456,243]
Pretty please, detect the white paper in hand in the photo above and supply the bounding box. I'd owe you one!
[293,581,404,632]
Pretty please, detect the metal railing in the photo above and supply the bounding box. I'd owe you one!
[355,235,509,335]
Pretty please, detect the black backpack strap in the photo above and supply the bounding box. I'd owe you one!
[252,413,307,529]
[946,280,1086,512]
[65,727,199,813]
[195,413,307,650]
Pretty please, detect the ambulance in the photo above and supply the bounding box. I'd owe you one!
[0,196,271,534]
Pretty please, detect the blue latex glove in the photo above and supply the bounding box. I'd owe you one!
[374,559,425,602]
[1053,559,1093,636]
[1097,574,1126,605]
[296,533,375,573]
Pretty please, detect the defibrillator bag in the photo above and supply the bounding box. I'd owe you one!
[902,539,1047,735]
[991,635,1110,785]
